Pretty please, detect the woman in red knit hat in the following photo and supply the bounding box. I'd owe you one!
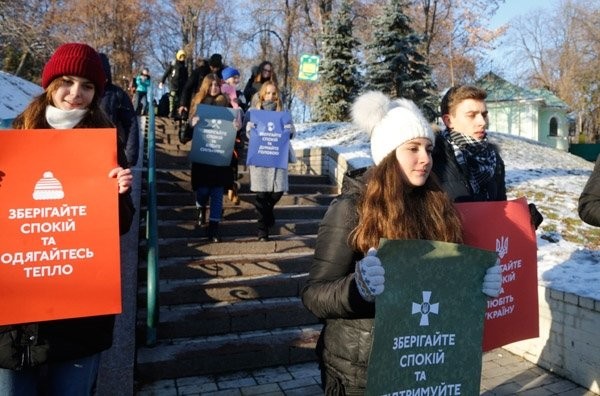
[0,43,134,396]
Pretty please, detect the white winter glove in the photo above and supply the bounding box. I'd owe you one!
[354,248,385,302]
[283,123,296,138]
[482,260,502,297]
[245,121,255,133]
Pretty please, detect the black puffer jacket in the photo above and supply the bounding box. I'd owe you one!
[301,167,376,390]
[432,132,507,202]
[579,154,600,226]
[161,60,188,94]
[99,53,140,167]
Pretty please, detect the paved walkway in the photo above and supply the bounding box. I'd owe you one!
[136,348,596,395]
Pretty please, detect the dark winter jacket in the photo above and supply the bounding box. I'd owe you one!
[0,114,135,370]
[301,167,376,391]
[99,53,140,167]
[578,154,600,226]
[431,132,507,202]
[161,60,188,94]
[179,62,211,111]
[243,80,265,108]
[431,132,543,228]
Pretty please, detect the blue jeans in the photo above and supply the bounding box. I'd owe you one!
[0,354,100,396]
[196,186,224,222]
[135,91,148,115]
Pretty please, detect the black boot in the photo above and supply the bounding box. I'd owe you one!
[207,221,221,242]
[198,207,207,226]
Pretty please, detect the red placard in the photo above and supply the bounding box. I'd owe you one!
[0,129,122,325]
[455,197,539,351]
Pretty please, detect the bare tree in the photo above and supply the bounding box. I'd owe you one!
[409,0,506,87]
[46,0,155,89]
[0,0,58,81]
[505,0,600,139]
[242,0,308,109]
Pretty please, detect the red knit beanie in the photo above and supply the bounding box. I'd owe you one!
[42,43,106,96]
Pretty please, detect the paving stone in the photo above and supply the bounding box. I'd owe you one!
[287,362,321,379]
[202,389,242,396]
[216,372,257,390]
[176,375,216,387]
[557,389,598,396]
[483,380,523,395]
[137,379,177,391]
[283,384,324,396]
[252,366,293,384]
[515,372,558,389]
[278,377,320,391]
[543,379,583,393]
[239,383,283,395]
[517,387,555,396]
[178,381,219,394]
[136,388,178,396]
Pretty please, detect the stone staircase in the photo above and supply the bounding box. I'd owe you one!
[135,118,339,384]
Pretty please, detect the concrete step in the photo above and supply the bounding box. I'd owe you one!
[147,234,317,258]
[138,252,313,281]
[144,192,336,207]
[135,325,322,382]
[148,218,320,239]
[138,297,319,340]
[151,180,339,195]
[138,270,309,306]
[135,121,334,382]
[152,169,331,186]
[154,203,328,221]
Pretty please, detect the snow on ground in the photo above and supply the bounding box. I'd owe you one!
[0,70,43,124]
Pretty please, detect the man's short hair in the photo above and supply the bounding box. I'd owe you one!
[440,85,487,116]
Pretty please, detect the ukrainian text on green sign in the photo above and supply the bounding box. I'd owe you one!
[366,239,496,396]
[298,54,320,81]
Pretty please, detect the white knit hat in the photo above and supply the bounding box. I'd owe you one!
[351,91,434,165]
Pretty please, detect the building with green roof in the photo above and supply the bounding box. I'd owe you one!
[476,72,570,151]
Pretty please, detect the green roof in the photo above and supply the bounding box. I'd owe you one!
[476,72,568,108]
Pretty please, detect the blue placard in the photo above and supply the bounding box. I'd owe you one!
[189,104,239,166]
[246,110,292,169]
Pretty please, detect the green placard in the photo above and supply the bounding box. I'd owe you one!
[298,54,320,81]
[366,239,496,396]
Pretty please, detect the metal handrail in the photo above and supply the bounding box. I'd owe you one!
[145,85,159,345]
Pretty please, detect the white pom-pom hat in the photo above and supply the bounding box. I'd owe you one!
[351,91,434,165]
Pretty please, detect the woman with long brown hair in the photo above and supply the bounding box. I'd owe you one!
[301,91,501,395]
[242,60,278,107]
[186,73,240,242]
[245,81,294,241]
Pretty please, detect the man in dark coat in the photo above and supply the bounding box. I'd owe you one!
[160,49,188,119]
[432,85,543,227]
[178,53,224,116]
[99,53,140,167]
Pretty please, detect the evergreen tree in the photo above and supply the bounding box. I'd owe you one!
[312,0,362,122]
[364,0,438,120]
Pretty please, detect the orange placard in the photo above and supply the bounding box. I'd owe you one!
[0,129,122,325]
[455,197,539,351]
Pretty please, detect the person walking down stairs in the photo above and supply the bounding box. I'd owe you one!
[245,81,295,241]
[181,73,241,242]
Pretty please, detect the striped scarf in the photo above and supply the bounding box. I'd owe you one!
[443,129,497,197]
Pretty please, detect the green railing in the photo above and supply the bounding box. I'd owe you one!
[145,86,159,345]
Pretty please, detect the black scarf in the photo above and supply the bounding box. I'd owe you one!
[444,129,497,197]
[261,101,277,111]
